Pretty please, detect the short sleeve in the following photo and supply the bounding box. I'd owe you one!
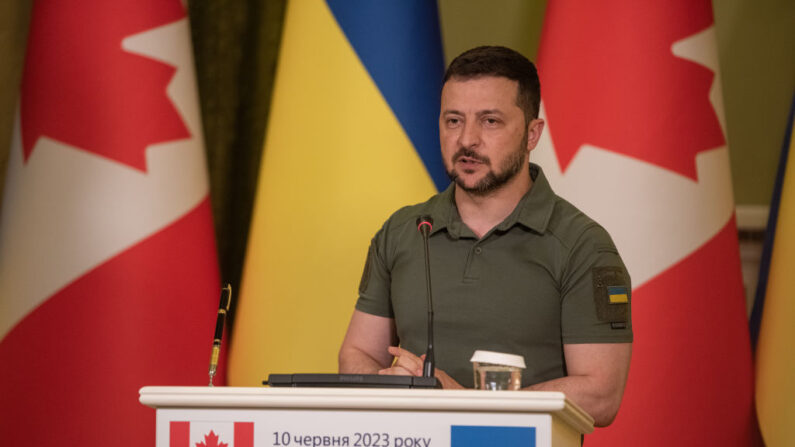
[560,224,633,344]
[354,228,394,318]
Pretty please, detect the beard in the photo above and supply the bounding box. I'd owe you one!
[446,133,528,196]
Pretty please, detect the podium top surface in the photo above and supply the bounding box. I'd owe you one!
[139,386,593,434]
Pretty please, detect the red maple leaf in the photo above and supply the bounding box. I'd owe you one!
[537,0,724,180]
[196,430,229,447]
[20,0,189,171]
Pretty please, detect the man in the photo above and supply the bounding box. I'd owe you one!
[338,46,632,427]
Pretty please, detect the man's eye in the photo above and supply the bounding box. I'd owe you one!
[484,118,499,125]
[447,118,460,125]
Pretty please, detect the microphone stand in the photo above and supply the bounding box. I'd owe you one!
[417,216,435,378]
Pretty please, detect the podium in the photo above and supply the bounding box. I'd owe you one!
[139,386,593,447]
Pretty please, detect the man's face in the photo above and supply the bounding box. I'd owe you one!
[439,76,530,196]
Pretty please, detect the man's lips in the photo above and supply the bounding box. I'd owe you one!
[456,155,486,165]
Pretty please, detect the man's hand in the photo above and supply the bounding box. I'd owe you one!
[379,346,422,376]
[379,346,465,390]
[339,311,463,389]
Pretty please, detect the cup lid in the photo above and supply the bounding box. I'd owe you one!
[470,350,526,369]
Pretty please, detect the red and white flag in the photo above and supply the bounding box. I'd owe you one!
[536,1,756,444]
[170,421,254,447]
[0,0,222,444]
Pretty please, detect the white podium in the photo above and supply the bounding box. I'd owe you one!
[139,386,593,447]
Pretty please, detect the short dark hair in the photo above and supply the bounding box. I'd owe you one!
[443,46,541,121]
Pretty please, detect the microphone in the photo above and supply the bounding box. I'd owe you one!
[416,215,435,378]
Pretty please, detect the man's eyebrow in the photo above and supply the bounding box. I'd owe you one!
[476,109,505,116]
[441,109,505,116]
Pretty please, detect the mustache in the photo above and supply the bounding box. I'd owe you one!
[453,147,490,165]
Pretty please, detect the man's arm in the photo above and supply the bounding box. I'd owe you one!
[338,310,398,374]
[339,313,465,389]
[528,343,632,427]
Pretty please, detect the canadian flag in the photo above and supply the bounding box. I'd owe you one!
[170,421,254,447]
[536,1,756,445]
[0,0,222,445]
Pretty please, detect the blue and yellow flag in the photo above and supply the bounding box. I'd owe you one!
[229,0,446,384]
[752,95,795,445]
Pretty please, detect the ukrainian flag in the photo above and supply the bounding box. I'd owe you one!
[228,0,446,385]
[752,95,795,445]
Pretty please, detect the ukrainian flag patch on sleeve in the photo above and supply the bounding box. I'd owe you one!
[607,286,629,304]
[592,266,630,325]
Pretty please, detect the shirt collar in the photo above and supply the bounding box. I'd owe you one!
[426,163,555,238]
[496,163,555,234]
[425,182,461,237]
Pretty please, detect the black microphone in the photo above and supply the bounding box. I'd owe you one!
[416,215,435,378]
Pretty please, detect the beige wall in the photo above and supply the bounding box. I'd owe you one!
[0,0,31,211]
[438,0,546,63]
[1,0,793,212]
[713,0,795,205]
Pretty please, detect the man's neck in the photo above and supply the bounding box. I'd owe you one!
[454,169,533,239]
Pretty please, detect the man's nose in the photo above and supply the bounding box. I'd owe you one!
[458,121,481,149]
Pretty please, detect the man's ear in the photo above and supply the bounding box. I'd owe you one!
[526,118,545,152]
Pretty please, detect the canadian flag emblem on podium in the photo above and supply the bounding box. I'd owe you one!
[170,421,254,447]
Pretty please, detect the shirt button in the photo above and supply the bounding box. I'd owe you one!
[474,247,482,255]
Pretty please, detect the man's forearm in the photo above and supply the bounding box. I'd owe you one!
[338,346,389,374]
[338,310,398,374]
[526,375,624,427]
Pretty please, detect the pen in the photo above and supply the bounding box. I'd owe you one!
[209,284,232,386]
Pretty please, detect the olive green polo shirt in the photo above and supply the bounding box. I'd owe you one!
[356,164,632,388]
